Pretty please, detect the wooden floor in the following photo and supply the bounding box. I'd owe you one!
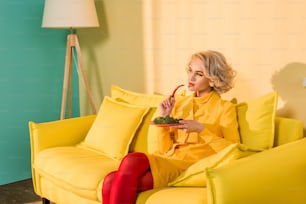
[0,179,42,204]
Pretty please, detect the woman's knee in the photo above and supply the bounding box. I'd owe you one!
[137,171,153,192]
[119,152,150,172]
[103,171,117,188]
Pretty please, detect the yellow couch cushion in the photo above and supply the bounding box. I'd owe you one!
[111,85,167,106]
[34,146,120,200]
[236,91,278,150]
[137,187,208,204]
[111,85,167,153]
[81,96,149,160]
[168,144,241,187]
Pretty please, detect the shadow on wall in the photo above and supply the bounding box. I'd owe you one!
[271,62,306,136]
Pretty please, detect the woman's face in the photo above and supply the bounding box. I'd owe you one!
[186,57,212,97]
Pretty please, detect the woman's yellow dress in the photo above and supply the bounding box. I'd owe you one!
[147,91,240,188]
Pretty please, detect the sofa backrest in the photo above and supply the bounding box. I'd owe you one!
[274,117,304,147]
[111,85,304,153]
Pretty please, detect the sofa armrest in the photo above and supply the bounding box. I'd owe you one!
[29,115,96,197]
[29,115,96,154]
[206,138,306,204]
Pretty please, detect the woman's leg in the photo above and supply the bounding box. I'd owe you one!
[109,152,153,204]
[137,171,153,192]
[102,171,117,204]
[102,170,153,204]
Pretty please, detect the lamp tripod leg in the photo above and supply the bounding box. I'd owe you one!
[74,36,96,115]
[60,36,73,120]
[60,34,96,120]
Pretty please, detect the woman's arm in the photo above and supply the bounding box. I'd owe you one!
[194,101,240,152]
[148,126,174,154]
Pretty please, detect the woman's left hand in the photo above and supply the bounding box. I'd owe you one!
[175,120,204,133]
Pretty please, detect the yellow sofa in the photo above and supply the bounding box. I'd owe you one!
[29,85,305,204]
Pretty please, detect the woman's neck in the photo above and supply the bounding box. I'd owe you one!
[195,88,213,97]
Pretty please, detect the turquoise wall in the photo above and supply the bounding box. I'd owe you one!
[0,0,79,184]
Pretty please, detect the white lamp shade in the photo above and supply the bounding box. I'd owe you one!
[42,0,99,28]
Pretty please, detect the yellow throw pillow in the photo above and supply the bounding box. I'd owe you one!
[111,85,167,107]
[111,85,167,153]
[168,144,241,187]
[81,96,150,160]
[236,92,278,150]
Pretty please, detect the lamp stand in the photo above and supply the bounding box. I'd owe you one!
[60,33,96,120]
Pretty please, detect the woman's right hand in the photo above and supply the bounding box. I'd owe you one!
[159,96,175,117]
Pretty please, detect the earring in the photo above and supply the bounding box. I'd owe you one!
[209,82,214,87]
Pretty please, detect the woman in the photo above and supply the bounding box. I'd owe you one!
[102,50,240,204]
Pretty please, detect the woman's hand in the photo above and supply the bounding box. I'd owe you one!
[159,97,175,117]
[176,120,204,133]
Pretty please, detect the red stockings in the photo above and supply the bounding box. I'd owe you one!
[102,152,153,204]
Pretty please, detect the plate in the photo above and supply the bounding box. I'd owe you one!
[149,121,180,127]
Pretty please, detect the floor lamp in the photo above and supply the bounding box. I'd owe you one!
[42,0,99,119]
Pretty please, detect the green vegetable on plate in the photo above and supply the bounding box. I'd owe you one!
[153,115,182,124]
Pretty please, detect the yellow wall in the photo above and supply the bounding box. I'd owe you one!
[78,0,146,114]
[79,0,306,133]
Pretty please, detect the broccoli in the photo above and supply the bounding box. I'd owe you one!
[153,115,181,124]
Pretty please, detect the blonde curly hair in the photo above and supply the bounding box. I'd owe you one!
[187,50,236,94]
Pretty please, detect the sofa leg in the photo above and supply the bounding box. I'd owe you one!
[42,197,50,204]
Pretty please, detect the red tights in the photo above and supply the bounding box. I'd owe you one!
[102,152,153,204]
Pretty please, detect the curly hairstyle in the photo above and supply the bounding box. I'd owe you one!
[188,50,236,94]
